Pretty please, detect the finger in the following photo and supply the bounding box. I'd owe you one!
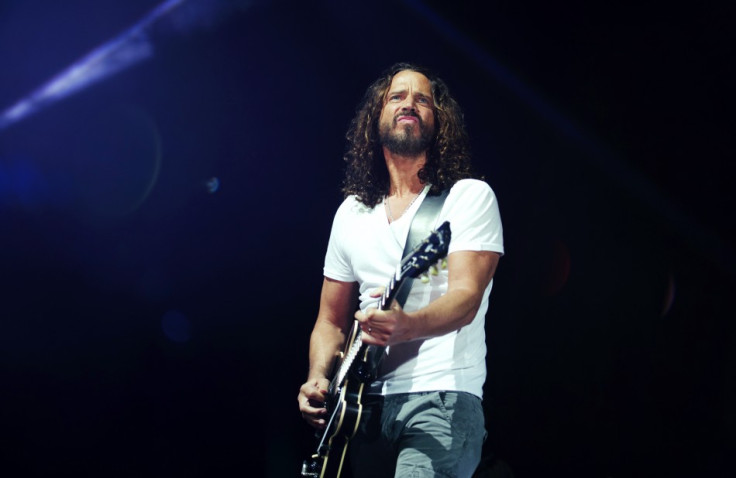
[315,378,330,392]
[302,397,327,414]
[357,316,373,333]
[301,409,327,429]
[306,416,327,429]
[368,286,386,298]
[299,384,328,407]
[311,382,329,398]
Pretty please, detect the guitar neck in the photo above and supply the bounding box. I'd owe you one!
[379,266,411,311]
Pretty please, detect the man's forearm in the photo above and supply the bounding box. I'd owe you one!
[307,319,347,381]
[398,287,481,342]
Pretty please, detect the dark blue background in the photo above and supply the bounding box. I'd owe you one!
[1,1,733,476]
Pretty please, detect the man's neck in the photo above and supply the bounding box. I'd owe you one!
[384,148,427,197]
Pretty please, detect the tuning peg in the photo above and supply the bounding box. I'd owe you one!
[441,258,447,269]
[430,265,438,276]
[420,274,430,284]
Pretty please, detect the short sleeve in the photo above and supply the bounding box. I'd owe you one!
[323,197,359,282]
[439,179,504,256]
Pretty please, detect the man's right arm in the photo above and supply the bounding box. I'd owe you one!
[298,277,358,429]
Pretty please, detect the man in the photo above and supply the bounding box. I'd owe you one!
[298,62,504,477]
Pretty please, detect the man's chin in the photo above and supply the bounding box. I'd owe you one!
[380,127,432,156]
[384,141,426,156]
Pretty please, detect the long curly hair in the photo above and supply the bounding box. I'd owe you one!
[342,62,478,207]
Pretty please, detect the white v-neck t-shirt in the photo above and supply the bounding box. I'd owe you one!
[323,179,504,398]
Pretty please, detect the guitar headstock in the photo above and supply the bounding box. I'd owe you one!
[419,258,448,283]
[399,221,451,280]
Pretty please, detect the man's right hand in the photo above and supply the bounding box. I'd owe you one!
[298,378,330,429]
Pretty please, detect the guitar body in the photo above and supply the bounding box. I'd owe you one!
[302,222,451,478]
[320,380,361,478]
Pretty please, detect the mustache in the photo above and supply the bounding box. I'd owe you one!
[393,110,422,125]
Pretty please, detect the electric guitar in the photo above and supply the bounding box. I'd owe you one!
[301,221,451,478]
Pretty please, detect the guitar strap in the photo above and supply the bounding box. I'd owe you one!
[394,187,450,308]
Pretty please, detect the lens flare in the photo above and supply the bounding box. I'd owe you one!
[0,0,253,131]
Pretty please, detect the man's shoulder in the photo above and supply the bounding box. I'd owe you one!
[449,178,494,197]
[335,195,376,218]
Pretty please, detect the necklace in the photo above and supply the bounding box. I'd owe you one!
[385,190,421,223]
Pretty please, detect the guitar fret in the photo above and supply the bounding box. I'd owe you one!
[334,333,362,388]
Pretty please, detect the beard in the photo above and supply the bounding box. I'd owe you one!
[379,114,434,156]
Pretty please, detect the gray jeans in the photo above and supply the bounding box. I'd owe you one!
[348,391,486,478]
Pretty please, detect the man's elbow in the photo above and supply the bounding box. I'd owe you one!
[459,295,484,327]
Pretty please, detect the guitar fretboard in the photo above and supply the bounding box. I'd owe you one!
[333,331,363,389]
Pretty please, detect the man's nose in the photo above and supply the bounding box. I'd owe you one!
[399,99,417,112]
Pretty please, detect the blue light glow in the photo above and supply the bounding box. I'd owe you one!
[206,177,220,194]
[0,0,253,131]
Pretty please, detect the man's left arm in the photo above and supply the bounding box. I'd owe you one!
[356,249,500,345]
